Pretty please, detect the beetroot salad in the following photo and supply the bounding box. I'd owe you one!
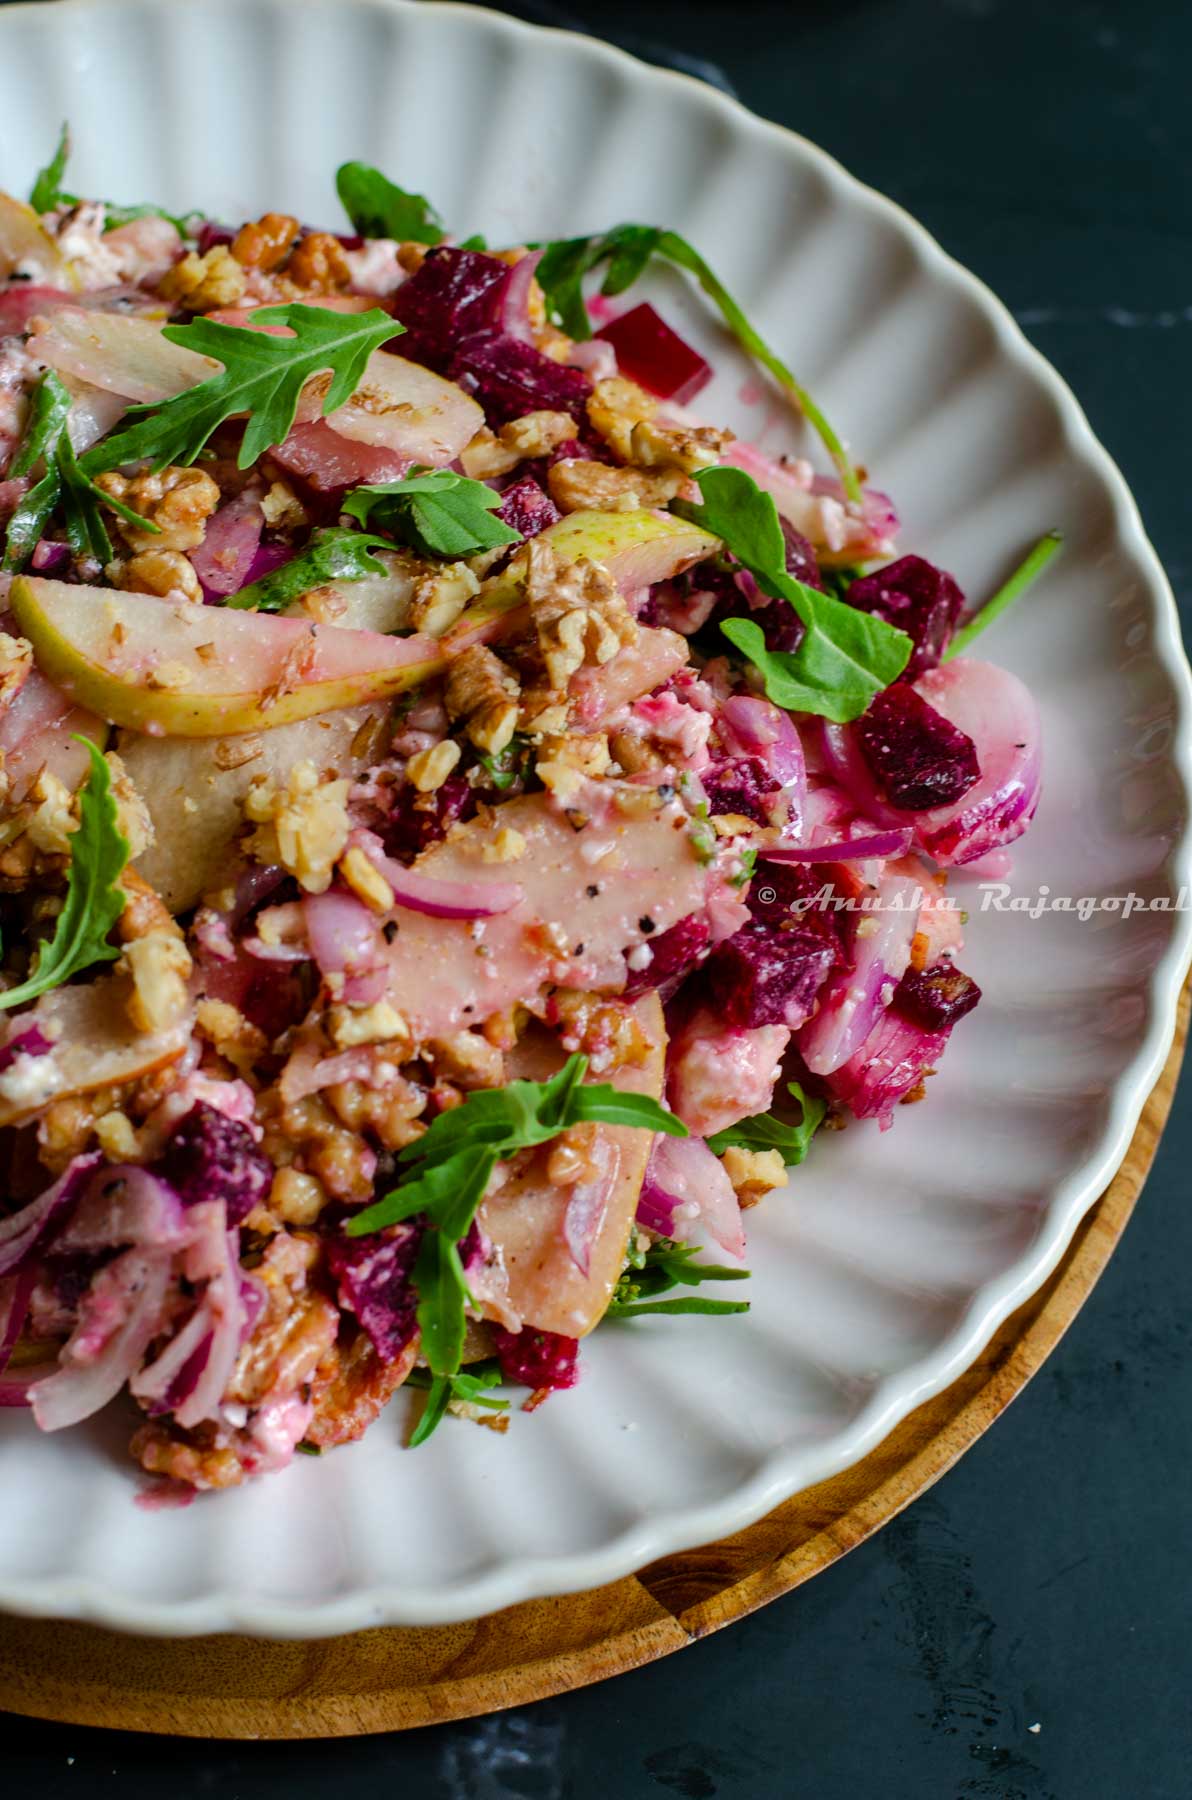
[0,135,1057,1489]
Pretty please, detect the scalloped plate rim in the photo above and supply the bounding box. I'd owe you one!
[0,0,1188,1638]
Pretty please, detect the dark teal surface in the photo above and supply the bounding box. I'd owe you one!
[6,2,1191,1793]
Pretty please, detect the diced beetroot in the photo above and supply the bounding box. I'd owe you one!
[701,755,778,825]
[703,920,838,1030]
[845,555,965,678]
[491,1323,579,1391]
[325,1221,422,1364]
[158,1102,273,1226]
[382,769,474,863]
[893,961,982,1030]
[388,246,512,370]
[622,911,712,1002]
[856,683,980,812]
[450,334,592,428]
[594,302,713,405]
[496,475,560,541]
[196,221,234,255]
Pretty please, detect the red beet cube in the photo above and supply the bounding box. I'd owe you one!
[845,555,965,678]
[622,911,712,1002]
[496,475,560,540]
[893,962,982,1030]
[595,302,713,405]
[703,920,838,1030]
[856,683,980,811]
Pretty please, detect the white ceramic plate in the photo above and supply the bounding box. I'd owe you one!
[0,0,1188,1639]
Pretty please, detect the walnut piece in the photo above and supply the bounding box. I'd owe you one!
[231,212,300,272]
[720,1145,787,1208]
[244,760,351,894]
[94,465,220,553]
[405,739,461,793]
[444,645,520,755]
[524,537,637,692]
[547,457,685,514]
[284,231,351,293]
[158,245,246,311]
[114,547,203,604]
[122,929,193,1034]
[498,409,575,459]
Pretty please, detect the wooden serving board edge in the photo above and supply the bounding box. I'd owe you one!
[0,981,1185,1739]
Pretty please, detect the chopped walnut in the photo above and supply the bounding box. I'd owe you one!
[525,538,637,692]
[338,844,395,914]
[498,409,576,459]
[586,375,658,461]
[480,825,527,863]
[459,427,521,481]
[244,760,351,894]
[427,1029,505,1090]
[283,231,351,293]
[122,930,193,1033]
[94,1109,141,1162]
[105,751,155,860]
[406,738,462,793]
[195,997,267,1076]
[551,990,651,1071]
[546,1121,603,1185]
[231,212,301,272]
[270,1167,328,1227]
[260,479,307,531]
[23,769,77,857]
[228,1230,339,1407]
[408,561,480,637]
[629,416,731,474]
[534,732,611,804]
[720,1145,787,1208]
[321,1072,427,1152]
[113,546,203,604]
[444,644,520,755]
[94,465,220,553]
[158,244,247,310]
[547,456,685,514]
[0,633,32,709]
[327,999,411,1051]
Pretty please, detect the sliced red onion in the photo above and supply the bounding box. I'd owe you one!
[352,827,524,919]
[761,829,913,864]
[0,1019,53,1075]
[821,658,1043,868]
[30,540,71,576]
[499,249,543,345]
[29,1247,174,1431]
[303,886,384,988]
[239,541,294,588]
[0,1361,59,1407]
[797,865,924,1076]
[562,1136,620,1277]
[0,1266,35,1374]
[170,1210,246,1429]
[52,1164,189,1255]
[718,693,806,835]
[0,1152,101,1279]
[130,1303,212,1410]
[637,1133,746,1262]
[188,489,265,600]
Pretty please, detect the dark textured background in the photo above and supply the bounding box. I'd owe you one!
[5,1,1191,1794]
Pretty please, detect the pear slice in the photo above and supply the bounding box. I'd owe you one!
[0,977,192,1129]
[11,577,444,737]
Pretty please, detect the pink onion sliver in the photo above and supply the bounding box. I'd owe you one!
[30,1248,173,1431]
[189,490,264,599]
[0,1266,35,1374]
[0,1152,101,1279]
[563,1137,620,1277]
[342,966,390,1005]
[499,249,543,344]
[171,1225,246,1430]
[30,540,71,575]
[719,694,807,835]
[352,828,524,919]
[303,887,382,977]
[53,1164,189,1254]
[797,867,923,1077]
[639,1134,746,1262]
[761,829,913,864]
[0,1361,59,1407]
[566,337,618,382]
[130,1303,213,1406]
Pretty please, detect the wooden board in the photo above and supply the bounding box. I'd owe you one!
[0,982,1186,1739]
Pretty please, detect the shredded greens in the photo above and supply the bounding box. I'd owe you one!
[405,1361,510,1448]
[606,1239,751,1319]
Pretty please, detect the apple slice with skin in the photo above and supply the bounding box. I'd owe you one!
[0,192,76,288]
[28,307,219,403]
[443,507,720,656]
[11,576,445,737]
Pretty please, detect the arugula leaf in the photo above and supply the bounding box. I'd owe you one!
[0,739,129,1012]
[348,1053,686,1382]
[343,470,520,559]
[533,224,860,499]
[406,1360,509,1447]
[707,1081,826,1165]
[80,304,401,476]
[944,531,1062,660]
[606,1239,751,1319]
[28,122,193,234]
[335,160,446,245]
[28,122,72,214]
[3,372,157,570]
[680,466,911,723]
[223,526,393,612]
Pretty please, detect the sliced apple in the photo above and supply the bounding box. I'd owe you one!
[11,577,445,737]
[120,702,391,913]
[27,307,219,403]
[444,507,721,655]
[0,665,107,801]
[325,350,484,466]
[0,192,76,287]
[282,551,418,635]
[478,994,666,1338]
[0,977,191,1129]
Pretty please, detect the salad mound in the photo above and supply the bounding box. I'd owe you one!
[0,135,1056,1488]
